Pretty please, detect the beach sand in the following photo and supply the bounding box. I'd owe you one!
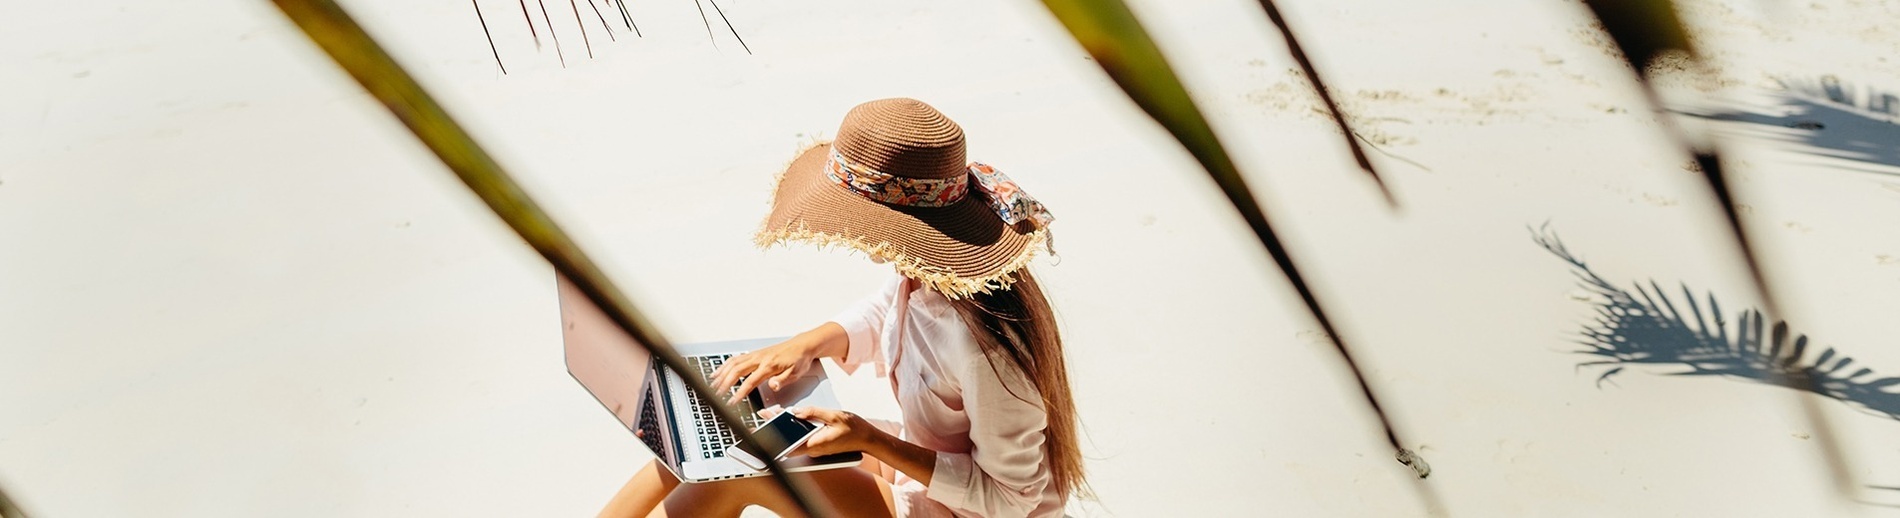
[3,0,1899,515]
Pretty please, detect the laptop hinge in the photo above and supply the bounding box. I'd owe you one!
[653,362,689,464]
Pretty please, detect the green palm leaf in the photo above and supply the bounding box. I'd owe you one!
[0,485,26,518]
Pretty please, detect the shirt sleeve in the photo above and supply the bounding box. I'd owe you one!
[826,275,904,373]
[926,351,1052,518]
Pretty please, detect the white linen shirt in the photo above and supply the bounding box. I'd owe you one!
[829,274,1065,518]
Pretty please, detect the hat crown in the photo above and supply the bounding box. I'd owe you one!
[833,98,967,180]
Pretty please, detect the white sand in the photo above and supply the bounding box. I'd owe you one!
[4,0,1900,515]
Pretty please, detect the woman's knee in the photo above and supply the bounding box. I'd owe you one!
[600,461,683,518]
[774,469,896,518]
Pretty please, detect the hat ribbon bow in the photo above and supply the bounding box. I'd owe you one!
[968,162,1054,229]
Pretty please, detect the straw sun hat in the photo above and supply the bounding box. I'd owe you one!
[755,98,1055,298]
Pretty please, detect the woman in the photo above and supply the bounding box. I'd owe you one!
[599,98,1084,517]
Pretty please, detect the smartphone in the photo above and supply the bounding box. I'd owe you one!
[726,412,823,471]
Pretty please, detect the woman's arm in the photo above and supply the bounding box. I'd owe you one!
[865,424,938,486]
[711,276,904,400]
[797,322,851,361]
[709,322,849,404]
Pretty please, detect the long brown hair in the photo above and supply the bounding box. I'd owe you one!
[947,269,1089,499]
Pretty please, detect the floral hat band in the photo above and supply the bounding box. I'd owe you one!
[823,147,1056,229]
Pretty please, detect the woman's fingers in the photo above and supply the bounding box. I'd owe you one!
[767,364,803,391]
[710,355,749,392]
[716,356,773,396]
[755,404,784,420]
[789,406,847,424]
[727,364,773,405]
[793,427,846,457]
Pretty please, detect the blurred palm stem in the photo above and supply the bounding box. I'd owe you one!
[0,485,25,518]
[1254,0,1395,205]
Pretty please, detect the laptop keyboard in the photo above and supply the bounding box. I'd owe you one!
[685,354,767,459]
[636,387,667,460]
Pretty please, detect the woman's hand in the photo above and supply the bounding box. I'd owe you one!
[794,407,939,486]
[789,407,881,457]
[709,324,848,405]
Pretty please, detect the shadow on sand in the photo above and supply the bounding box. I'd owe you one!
[1533,224,1900,421]
[1677,75,1900,176]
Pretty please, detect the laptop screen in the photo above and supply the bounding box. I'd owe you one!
[556,274,672,463]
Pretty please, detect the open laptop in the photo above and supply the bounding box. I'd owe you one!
[556,274,862,482]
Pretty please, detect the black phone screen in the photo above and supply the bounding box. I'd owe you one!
[732,413,818,462]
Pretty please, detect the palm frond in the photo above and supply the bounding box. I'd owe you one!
[693,0,715,47]
[1576,0,1692,76]
[706,0,750,54]
[615,0,641,37]
[471,0,508,74]
[1253,0,1395,205]
[586,0,618,42]
[565,0,595,58]
[1536,225,1900,420]
[265,0,830,514]
[536,0,567,67]
[517,0,541,49]
[0,485,26,518]
[1574,0,1771,314]
[1038,0,1438,495]
[1573,1,1850,491]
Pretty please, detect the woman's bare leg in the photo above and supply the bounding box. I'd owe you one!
[598,460,680,518]
[754,467,896,518]
[859,457,895,484]
[649,467,895,518]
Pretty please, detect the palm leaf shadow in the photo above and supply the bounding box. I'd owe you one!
[1677,75,1900,174]
[1534,225,1900,421]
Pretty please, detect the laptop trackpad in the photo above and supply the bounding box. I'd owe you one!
[682,456,749,480]
[759,366,842,409]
